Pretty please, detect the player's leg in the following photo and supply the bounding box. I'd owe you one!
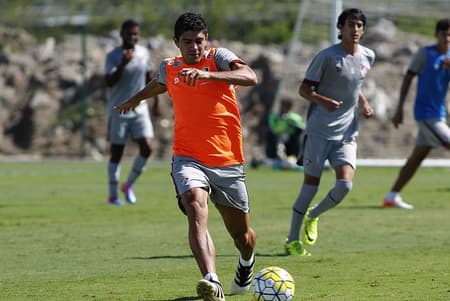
[107,116,127,205]
[206,164,255,294]
[108,143,125,205]
[217,205,256,295]
[383,119,449,209]
[122,115,154,204]
[286,135,326,254]
[303,139,356,245]
[383,145,430,209]
[182,188,225,301]
[171,157,224,301]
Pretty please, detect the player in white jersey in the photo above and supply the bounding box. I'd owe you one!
[285,8,375,255]
[105,19,159,205]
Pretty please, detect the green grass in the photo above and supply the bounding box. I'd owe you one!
[0,161,449,301]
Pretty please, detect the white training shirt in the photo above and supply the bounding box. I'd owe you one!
[304,43,375,141]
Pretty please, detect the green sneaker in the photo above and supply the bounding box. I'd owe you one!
[284,239,311,256]
[302,210,319,246]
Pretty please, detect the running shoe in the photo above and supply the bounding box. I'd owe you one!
[196,279,225,301]
[108,196,124,206]
[121,182,137,204]
[302,211,319,246]
[230,257,254,294]
[284,239,311,256]
[383,196,413,209]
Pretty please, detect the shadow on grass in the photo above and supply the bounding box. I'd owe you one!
[342,205,385,210]
[142,297,200,301]
[127,252,291,261]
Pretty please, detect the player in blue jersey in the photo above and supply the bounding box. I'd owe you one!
[285,8,375,255]
[383,18,450,209]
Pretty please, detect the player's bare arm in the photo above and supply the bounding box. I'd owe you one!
[358,93,374,118]
[299,81,342,112]
[178,62,257,87]
[114,79,167,114]
[392,71,416,128]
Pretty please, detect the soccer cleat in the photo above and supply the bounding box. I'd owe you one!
[302,210,319,246]
[108,196,124,206]
[284,239,311,256]
[196,279,225,301]
[383,196,414,209]
[230,257,255,294]
[121,182,137,204]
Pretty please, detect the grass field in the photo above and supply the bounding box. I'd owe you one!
[0,160,449,301]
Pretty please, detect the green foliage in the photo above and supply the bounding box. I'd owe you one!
[0,1,444,45]
[1,161,449,300]
[395,15,440,37]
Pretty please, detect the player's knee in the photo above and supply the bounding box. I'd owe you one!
[332,179,352,201]
[140,145,152,158]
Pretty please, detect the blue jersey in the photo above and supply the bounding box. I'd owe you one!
[410,45,450,120]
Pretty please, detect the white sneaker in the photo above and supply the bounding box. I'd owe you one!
[196,279,225,301]
[383,196,414,209]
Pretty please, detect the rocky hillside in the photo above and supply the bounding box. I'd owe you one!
[1,19,449,161]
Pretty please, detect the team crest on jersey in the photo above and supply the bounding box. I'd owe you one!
[360,64,369,77]
[173,61,182,67]
[335,56,343,72]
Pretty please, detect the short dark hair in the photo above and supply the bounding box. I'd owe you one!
[435,18,450,35]
[174,12,208,40]
[336,8,367,40]
[121,19,139,32]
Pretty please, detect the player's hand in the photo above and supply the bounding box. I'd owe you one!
[178,68,208,86]
[361,104,374,118]
[121,48,134,65]
[442,57,450,70]
[114,98,140,114]
[391,110,403,128]
[322,99,342,112]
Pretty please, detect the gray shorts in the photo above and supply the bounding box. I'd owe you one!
[171,156,250,213]
[303,135,356,177]
[108,110,154,144]
[416,118,450,147]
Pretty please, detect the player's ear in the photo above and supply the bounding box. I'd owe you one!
[173,36,180,48]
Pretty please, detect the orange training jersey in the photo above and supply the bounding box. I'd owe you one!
[165,48,244,167]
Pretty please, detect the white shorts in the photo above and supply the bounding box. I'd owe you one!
[303,135,357,178]
[171,156,250,214]
[416,118,450,147]
[108,110,154,144]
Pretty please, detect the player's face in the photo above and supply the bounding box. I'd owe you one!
[340,18,365,44]
[436,28,450,50]
[175,31,208,65]
[121,25,139,49]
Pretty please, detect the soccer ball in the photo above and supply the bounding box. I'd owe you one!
[252,266,295,301]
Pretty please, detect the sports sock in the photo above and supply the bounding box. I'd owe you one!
[385,191,399,202]
[204,272,219,283]
[108,161,121,198]
[126,154,148,186]
[310,179,352,217]
[239,253,254,266]
[287,184,318,242]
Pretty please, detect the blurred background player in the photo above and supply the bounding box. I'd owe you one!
[251,97,305,170]
[114,12,257,301]
[382,18,450,209]
[285,8,375,255]
[104,19,160,205]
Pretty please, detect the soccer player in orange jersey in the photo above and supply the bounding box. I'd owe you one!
[115,12,257,301]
